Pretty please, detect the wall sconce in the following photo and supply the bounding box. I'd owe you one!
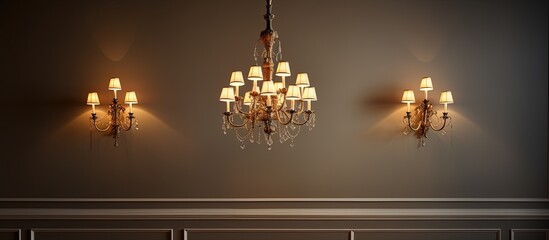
[87,77,139,147]
[402,77,454,146]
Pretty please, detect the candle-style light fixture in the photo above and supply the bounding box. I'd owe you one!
[219,0,317,150]
[402,77,454,146]
[87,77,139,147]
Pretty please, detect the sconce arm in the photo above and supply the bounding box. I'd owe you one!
[121,113,135,131]
[90,113,111,132]
[430,112,449,132]
[404,112,422,131]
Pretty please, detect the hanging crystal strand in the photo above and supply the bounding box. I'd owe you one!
[249,127,255,143]
[257,128,261,144]
[290,138,295,147]
[307,113,315,131]
[266,134,273,150]
[135,118,139,130]
[278,124,285,143]
[450,120,454,150]
[240,136,246,149]
[221,116,227,134]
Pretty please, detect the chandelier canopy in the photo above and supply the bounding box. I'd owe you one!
[219,0,317,150]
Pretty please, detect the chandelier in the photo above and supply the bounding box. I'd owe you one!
[401,77,454,146]
[219,0,317,150]
[87,77,139,147]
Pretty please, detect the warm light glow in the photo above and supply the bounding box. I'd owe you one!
[247,66,263,81]
[285,85,301,100]
[219,87,235,102]
[108,77,122,90]
[401,76,454,146]
[261,81,277,96]
[229,71,245,86]
[295,73,310,87]
[401,90,416,103]
[87,92,100,105]
[419,77,433,91]
[124,91,138,104]
[302,87,317,101]
[275,61,291,77]
[439,91,454,104]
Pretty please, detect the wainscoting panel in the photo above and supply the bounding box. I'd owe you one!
[0,230,21,240]
[511,229,549,240]
[185,228,350,240]
[30,229,173,240]
[353,229,501,240]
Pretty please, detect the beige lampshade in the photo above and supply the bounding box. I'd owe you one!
[439,91,454,104]
[295,73,310,87]
[302,87,317,101]
[87,92,100,105]
[108,77,122,90]
[401,90,416,103]
[419,77,433,91]
[219,87,235,102]
[274,82,284,91]
[275,61,291,77]
[124,91,138,104]
[229,71,245,86]
[243,91,252,105]
[285,85,301,100]
[261,81,277,96]
[247,66,263,81]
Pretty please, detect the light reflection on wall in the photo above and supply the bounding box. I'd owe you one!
[86,2,144,62]
[48,107,194,162]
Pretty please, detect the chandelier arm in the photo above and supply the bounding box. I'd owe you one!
[225,114,250,128]
[291,111,312,126]
[234,99,251,116]
[277,110,294,125]
[274,94,287,112]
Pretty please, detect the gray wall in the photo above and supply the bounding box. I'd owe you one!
[0,0,547,198]
[0,0,548,238]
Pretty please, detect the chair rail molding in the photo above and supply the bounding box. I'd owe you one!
[1,208,548,220]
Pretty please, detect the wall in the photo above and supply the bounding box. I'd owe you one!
[0,0,547,238]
